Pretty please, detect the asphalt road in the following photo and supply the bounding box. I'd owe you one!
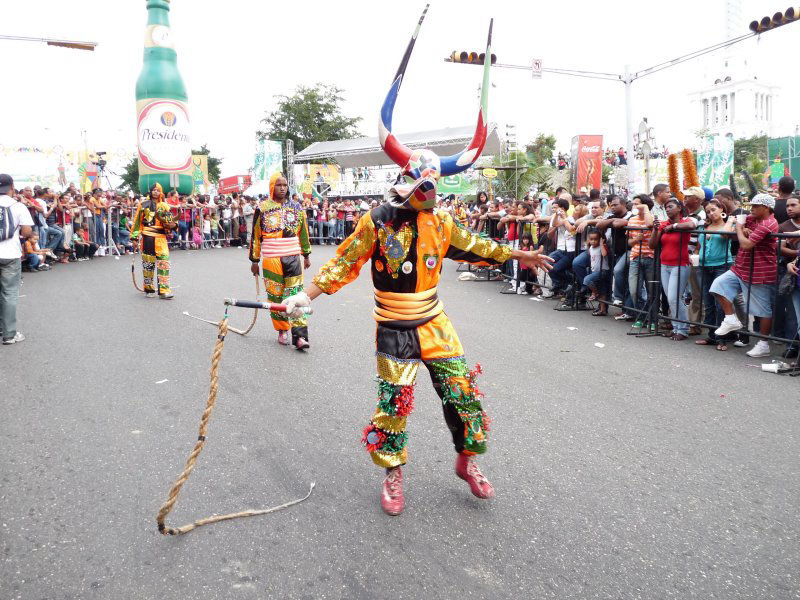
[2,245,799,600]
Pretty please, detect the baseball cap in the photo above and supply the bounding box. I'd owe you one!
[750,193,775,209]
[681,186,705,199]
[0,174,13,194]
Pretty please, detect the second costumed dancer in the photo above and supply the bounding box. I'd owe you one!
[284,8,553,515]
[249,172,311,350]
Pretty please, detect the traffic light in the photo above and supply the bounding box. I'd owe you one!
[449,50,496,65]
[749,7,799,32]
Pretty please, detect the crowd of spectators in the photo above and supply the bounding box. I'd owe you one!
[454,177,800,365]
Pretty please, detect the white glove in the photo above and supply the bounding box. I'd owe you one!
[284,291,311,319]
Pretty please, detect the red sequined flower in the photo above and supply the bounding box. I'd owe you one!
[361,424,386,452]
[394,385,415,417]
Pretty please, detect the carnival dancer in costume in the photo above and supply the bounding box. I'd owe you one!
[283,8,553,515]
[131,182,177,298]
[249,172,312,350]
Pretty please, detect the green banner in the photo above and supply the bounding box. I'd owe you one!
[697,134,733,190]
[437,174,472,195]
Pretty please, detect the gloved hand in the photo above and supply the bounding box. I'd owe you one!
[284,291,311,319]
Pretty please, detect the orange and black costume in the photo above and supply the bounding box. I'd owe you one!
[313,204,512,468]
[249,197,311,345]
[130,195,176,296]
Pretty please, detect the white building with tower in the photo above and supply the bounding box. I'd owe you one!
[689,0,780,139]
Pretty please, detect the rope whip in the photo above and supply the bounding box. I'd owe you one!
[131,245,143,292]
[182,275,261,336]
[156,306,314,536]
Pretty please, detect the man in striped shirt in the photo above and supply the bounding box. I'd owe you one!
[711,194,779,358]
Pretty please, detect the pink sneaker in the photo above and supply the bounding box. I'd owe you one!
[294,337,310,351]
[277,331,290,345]
[455,453,494,499]
[381,467,404,516]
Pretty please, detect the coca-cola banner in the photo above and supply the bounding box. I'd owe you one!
[570,135,603,193]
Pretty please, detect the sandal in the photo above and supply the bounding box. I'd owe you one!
[716,343,728,351]
[591,309,607,316]
[671,334,688,341]
[695,339,712,345]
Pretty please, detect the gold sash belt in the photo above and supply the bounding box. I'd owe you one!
[373,288,443,323]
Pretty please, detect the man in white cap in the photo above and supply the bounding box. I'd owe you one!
[0,174,35,344]
[711,193,779,357]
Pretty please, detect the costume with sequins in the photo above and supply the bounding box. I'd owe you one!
[313,205,511,468]
[249,195,311,345]
[130,194,176,295]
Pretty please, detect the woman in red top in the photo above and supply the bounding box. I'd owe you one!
[649,198,694,340]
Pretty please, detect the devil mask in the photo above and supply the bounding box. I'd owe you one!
[380,5,493,211]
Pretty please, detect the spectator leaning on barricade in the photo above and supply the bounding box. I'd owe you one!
[627,194,655,330]
[776,193,800,358]
[595,195,633,317]
[711,193,780,358]
[773,179,799,357]
[0,174,34,345]
[650,198,694,340]
[694,199,735,351]
[681,186,707,335]
[542,195,576,297]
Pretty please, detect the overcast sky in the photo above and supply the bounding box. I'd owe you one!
[1,0,795,177]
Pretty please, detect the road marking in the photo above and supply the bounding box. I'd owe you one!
[155,379,169,384]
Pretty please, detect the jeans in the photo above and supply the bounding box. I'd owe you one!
[178,221,190,248]
[628,256,655,313]
[612,252,633,309]
[661,265,690,335]
[572,251,590,290]
[701,264,731,342]
[41,225,65,252]
[583,269,611,294]
[335,220,345,241]
[26,254,41,269]
[0,257,22,340]
[792,288,800,342]
[775,264,799,344]
[95,216,106,246]
[547,250,575,290]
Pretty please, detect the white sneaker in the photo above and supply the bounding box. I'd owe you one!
[3,332,25,345]
[612,299,623,306]
[733,340,747,347]
[746,341,771,358]
[517,288,529,295]
[541,288,554,298]
[715,315,743,337]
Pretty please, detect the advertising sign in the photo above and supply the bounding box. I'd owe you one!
[218,175,252,194]
[572,134,603,193]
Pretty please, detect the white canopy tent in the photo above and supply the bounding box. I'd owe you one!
[294,124,502,169]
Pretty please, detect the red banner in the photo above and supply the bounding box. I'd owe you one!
[572,135,603,193]
[218,174,252,194]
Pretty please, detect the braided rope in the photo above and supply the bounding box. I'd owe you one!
[231,275,260,336]
[131,248,143,292]
[156,317,314,535]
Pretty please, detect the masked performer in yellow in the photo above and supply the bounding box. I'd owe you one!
[131,182,177,298]
[284,10,552,515]
[249,172,312,349]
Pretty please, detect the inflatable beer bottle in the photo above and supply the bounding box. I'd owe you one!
[135,0,192,194]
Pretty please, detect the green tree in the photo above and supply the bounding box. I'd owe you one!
[257,84,362,153]
[491,151,534,199]
[525,133,557,168]
[732,135,768,195]
[119,144,223,192]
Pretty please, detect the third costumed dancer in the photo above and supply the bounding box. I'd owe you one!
[249,172,311,350]
[283,8,553,515]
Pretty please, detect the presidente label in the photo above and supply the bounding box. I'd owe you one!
[137,99,191,172]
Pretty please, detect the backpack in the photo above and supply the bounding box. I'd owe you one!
[0,204,16,242]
